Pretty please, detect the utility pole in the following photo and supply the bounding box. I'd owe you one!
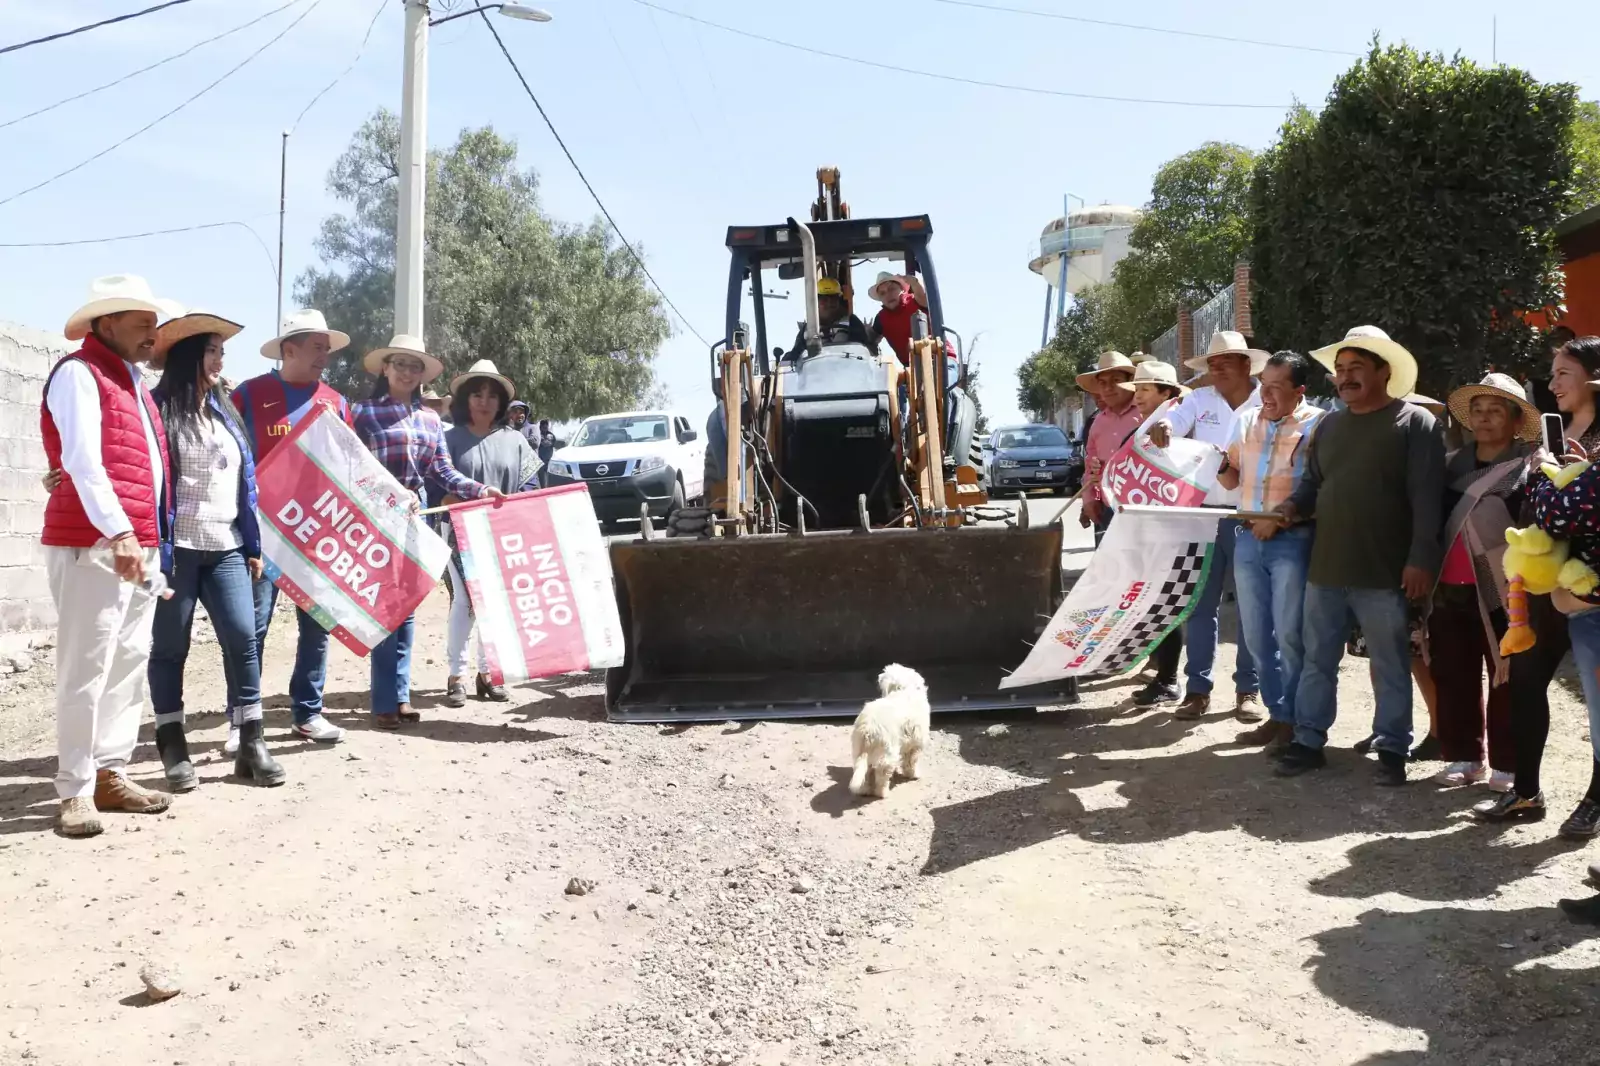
[277,130,288,328]
[395,0,430,340]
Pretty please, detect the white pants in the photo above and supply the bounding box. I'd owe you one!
[46,546,160,800]
[446,559,488,678]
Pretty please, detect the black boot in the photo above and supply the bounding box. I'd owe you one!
[234,718,286,787]
[154,720,197,792]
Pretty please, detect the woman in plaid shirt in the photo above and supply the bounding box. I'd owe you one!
[352,335,504,729]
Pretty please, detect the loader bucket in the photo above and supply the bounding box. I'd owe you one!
[604,526,1077,723]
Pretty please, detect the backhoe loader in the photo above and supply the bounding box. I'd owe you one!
[604,169,1078,722]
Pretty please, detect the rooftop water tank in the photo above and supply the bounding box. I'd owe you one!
[1028,205,1142,294]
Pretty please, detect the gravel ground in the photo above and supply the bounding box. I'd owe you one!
[5,571,1600,1064]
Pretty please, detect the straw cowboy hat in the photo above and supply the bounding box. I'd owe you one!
[259,308,351,360]
[63,274,168,341]
[1402,392,1446,416]
[867,271,907,301]
[1447,372,1542,441]
[1115,359,1191,397]
[449,358,516,400]
[1075,350,1136,390]
[1311,325,1418,400]
[151,308,244,362]
[1184,330,1270,374]
[363,333,444,382]
[420,386,447,410]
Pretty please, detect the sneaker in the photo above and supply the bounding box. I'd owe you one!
[93,769,171,814]
[1433,761,1488,787]
[1560,798,1600,840]
[1274,742,1327,777]
[1132,681,1181,708]
[292,714,345,744]
[223,722,241,758]
[1237,720,1294,751]
[1375,749,1407,787]
[58,797,103,838]
[1472,791,1546,822]
[1234,692,1266,724]
[1410,734,1443,762]
[1487,770,1515,793]
[1173,694,1211,721]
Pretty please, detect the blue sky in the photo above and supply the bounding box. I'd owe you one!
[1,0,1595,430]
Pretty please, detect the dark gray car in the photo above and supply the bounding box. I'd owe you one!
[985,424,1081,495]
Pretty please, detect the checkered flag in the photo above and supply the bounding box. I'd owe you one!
[1090,541,1211,676]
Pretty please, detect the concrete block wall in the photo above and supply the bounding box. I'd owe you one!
[0,320,69,647]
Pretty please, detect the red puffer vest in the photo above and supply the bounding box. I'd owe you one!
[40,335,171,548]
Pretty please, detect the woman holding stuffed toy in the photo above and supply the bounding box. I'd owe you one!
[1479,337,1600,831]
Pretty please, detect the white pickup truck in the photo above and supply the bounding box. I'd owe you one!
[542,410,706,529]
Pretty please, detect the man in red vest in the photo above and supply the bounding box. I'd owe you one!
[40,275,176,837]
[229,310,354,747]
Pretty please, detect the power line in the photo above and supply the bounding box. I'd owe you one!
[0,0,202,58]
[0,0,311,133]
[922,0,1361,58]
[476,9,713,348]
[0,0,325,209]
[289,0,387,133]
[0,217,281,282]
[628,0,1288,110]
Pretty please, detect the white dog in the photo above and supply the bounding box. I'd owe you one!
[848,664,930,799]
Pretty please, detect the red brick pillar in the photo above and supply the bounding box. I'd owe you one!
[1177,308,1195,366]
[1233,261,1253,338]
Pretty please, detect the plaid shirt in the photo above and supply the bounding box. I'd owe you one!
[1226,400,1324,512]
[352,398,484,500]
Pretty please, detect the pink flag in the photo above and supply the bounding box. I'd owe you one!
[1099,434,1222,511]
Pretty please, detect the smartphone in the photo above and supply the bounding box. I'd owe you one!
[1542,412,1566,455]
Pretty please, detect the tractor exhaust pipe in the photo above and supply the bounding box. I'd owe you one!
[789,216,821,356]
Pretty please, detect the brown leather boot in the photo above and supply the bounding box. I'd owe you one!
[94,769,171,814]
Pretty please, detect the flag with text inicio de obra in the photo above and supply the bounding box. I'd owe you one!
[1001,506,1226,687]
[449,485,624,685]
[252,404,451,656]
[1100,434,1221,511]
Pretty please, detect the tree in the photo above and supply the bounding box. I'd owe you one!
[965,363,990,435]
[1015,283,1115,420]
[1573,100,1600,214]
[1103,142,1256,349]
[296,109,671,417]
[1250,44,1577,393]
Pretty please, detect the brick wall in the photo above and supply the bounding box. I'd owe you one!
[0,320,69,649]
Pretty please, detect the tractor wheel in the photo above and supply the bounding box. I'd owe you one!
[667,505,716,539]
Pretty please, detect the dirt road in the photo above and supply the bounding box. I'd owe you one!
[4,555,1600,1064]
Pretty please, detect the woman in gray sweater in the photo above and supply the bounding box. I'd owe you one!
[433,360,542,706]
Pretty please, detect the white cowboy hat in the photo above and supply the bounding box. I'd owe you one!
[449,358,516,400]
[867,271,907,302]
[363,333,445,382]
[260,308,351,360]
[1074,350,1136,390]
[1402,392,1445,415]
[1447,372,1541,442]
[63,274,167,341]
[1311,325,1418,400]
[151,309,244,360]
[1115,359,1191,396]
[1184,330,1270,374]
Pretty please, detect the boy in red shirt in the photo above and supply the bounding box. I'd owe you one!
[866,271,930,366]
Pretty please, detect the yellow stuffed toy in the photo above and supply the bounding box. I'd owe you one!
[1499,460,1600,656]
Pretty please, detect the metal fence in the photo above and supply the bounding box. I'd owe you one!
[1191,284,1236,359]
[1149,324,1180,367]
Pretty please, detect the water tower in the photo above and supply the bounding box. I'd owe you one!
[1029,201,1142,346]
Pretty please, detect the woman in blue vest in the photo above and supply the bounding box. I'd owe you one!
[147,310,284,790]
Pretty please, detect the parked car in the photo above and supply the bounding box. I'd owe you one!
[544,410,706,529]
[984,423,1082,495]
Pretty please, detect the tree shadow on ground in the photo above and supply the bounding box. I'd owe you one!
[922,724,1481,876]
[1311,904,1600,1064]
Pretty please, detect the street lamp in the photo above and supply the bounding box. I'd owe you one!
[395,1,552,341]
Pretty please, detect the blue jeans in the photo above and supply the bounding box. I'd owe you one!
[1233,526,1311,724]
[150,547,261,716]
[1564,609,1600,763]
[1184,518,1258,697]
[1296,583,1411,753]
[370,614,416,716]
[246,575,329,725]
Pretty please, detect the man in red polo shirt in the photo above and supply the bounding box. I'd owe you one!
[866,271,930,366]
